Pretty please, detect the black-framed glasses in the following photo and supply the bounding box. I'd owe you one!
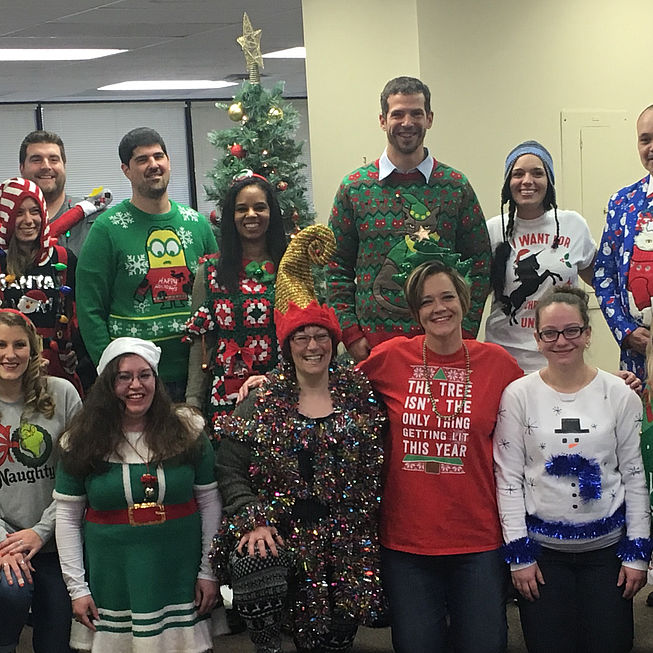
[537,325,587,343]
[290,333,331,346]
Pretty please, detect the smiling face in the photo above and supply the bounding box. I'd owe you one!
[418,272,464,351]
[122,144,170,200]
[233,184,270,246]
[535,302,590,369]
[637,108,653,176]
[509,154,548,218]
[19,142,66,202]
[113,354,156,426]
[0,323,31,385]
[289,325,332,380]
[380,92,433,159]
[14,197,43,246]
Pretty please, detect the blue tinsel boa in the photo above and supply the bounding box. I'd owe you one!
[545,453,602,501]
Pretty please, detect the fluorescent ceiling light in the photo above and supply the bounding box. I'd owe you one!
[263,47,306,59]
[0,49,126,61]
[99,80,238,91]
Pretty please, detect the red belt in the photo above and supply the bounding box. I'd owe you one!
[85,498,197,526]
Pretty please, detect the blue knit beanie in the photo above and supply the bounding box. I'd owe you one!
[504,140,555,185]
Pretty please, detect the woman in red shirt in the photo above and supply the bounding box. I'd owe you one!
[358,260,522,653]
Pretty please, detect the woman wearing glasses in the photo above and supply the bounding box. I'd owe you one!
[493,286,651,653]
[212,226,386,652]
[54,337,220,652]
[185,172,287,433]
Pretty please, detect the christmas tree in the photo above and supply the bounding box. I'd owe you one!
[205,13,314,236]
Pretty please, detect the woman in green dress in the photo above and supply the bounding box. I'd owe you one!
[55,337,220,652]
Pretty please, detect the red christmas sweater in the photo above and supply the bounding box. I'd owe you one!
[359,336,522,555]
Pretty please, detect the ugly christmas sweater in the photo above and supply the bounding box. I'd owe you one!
[327,159,490,348]
[76,199,217,383]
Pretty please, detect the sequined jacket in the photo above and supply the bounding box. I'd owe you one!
[210,361,386,645]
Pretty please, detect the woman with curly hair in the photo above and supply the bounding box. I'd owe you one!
[54,337,220,652]
[185,173,287,432]
[0,309,82,653]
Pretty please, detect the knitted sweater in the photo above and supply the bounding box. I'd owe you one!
[327,159,490,348]
[76,199,217,383]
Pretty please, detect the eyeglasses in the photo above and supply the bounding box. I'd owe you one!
[115,371,155,385]
[537,326,587,343]
[290,333,331,346]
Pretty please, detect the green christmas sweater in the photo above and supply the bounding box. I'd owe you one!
[77,199,217,383]
[327,159,490,348]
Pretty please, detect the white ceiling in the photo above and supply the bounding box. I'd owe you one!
[0,0,306,103]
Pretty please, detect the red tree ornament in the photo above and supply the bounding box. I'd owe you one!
[230,143,246,159]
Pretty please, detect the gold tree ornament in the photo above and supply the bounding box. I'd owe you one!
[227,101,244,121]
[236,12,264,84]
[267,106,284,123]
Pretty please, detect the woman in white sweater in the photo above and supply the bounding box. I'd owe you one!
[493,286,651,653]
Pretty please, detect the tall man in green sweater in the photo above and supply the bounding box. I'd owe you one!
[328,76,491,362]
[76,127,217,399]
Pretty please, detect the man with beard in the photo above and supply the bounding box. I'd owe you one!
[76,127,217,399]
[327,76,491,362]
[19,130,102,255]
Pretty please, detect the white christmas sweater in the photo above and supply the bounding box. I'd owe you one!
[485,209,595,372]
[493,370,650,568]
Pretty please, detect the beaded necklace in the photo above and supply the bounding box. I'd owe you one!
[122,434,158,500]
[422,338,471,419]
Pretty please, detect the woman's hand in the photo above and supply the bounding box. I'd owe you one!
[615,369,642,394]
[72,594,99,631]
[0,529,44,562]
[511,563,545,602]
[236,375,266,404]
[194,578,218,615]
[0,551,34,587]
[238,526,284,558]
[617,565,647,599]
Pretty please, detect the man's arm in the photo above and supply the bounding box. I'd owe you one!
[455,178,491,337]
[327,179,365,350]
[76,220,114,364]
[593,199,640,349]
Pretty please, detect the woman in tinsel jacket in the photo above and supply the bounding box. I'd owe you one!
[210,225,386,653]
[184,172,287,433]
[494,286,651,653]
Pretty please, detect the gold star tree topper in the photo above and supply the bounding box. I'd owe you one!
[236,12,264,83]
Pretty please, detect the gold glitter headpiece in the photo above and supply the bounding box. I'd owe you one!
[274,224,341,346]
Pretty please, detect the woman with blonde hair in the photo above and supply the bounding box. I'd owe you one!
[0,309,82,653]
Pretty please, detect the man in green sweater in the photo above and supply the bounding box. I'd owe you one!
[328,76,491,362]
[76,127,217,400]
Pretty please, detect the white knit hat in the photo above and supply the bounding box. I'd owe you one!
[97,337,162,375]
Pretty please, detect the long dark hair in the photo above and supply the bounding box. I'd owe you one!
[59,355,201,477]
[214,177,287,293]
[490,161,559,303]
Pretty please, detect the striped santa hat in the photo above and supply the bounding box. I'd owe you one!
[0,177,52,265]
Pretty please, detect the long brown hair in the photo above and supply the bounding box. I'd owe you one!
[0,310,54,420]
[59,355,202,477]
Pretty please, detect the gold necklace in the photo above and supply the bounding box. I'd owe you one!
[422,339,471,418]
